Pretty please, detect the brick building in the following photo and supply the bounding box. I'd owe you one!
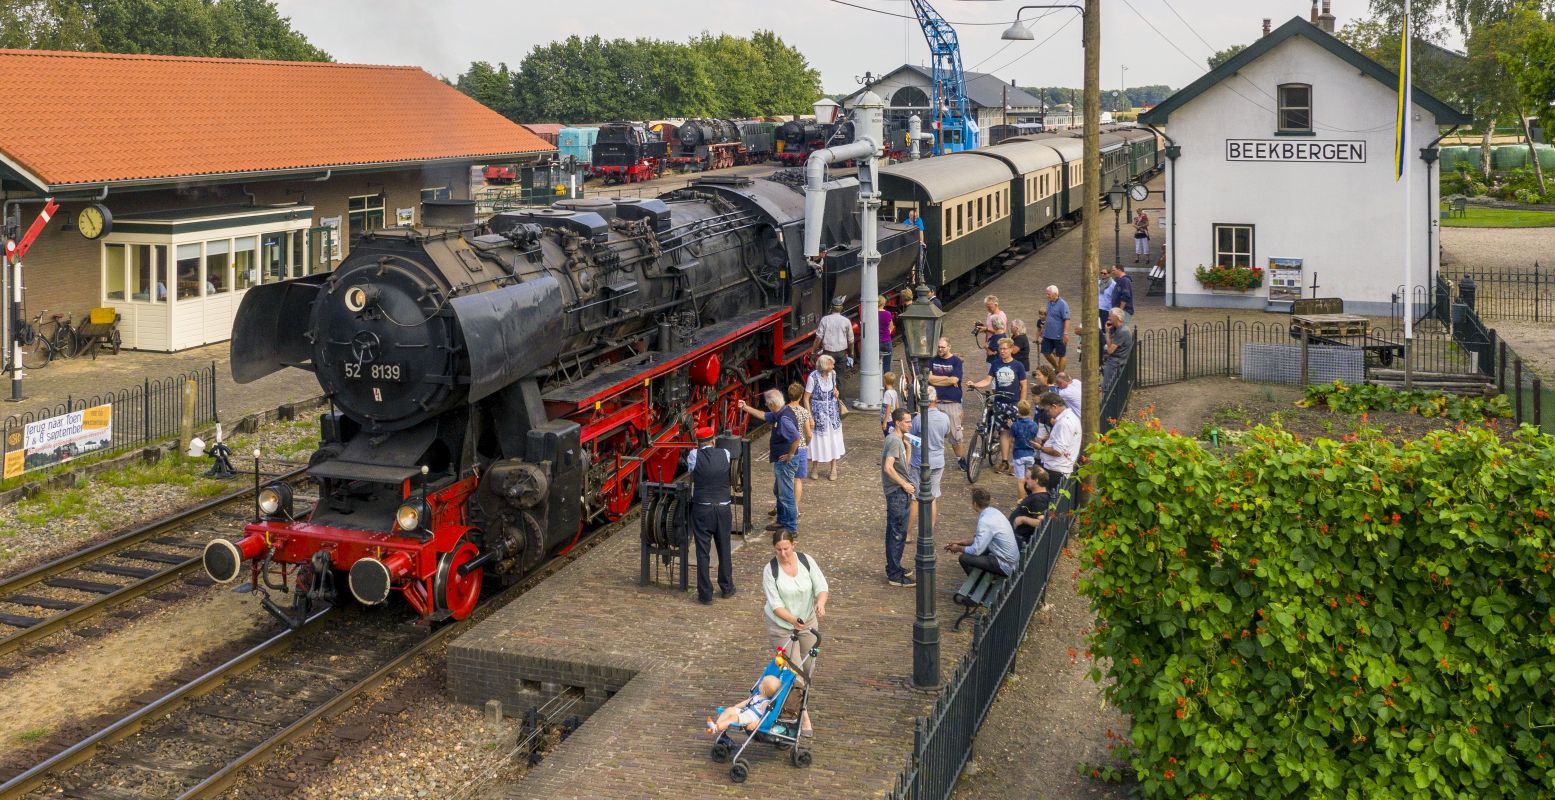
[0,49,553,351]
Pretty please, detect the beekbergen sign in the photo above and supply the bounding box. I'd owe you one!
[1225,139,1366,163]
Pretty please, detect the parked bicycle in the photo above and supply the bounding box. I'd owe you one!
[19,309,77,369]
[963,385,1011,484]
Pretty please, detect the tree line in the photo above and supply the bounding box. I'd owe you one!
[0,0,329,61]
[454,31,823,123]
[1020,85,1178,113]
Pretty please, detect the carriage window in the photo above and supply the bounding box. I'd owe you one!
[1278,84,1312,132]
[944,208,951,238]
[956,204,964,237]
[1214,224,1254,268]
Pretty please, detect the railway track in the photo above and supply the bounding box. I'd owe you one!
[0,512,622,800]
[0,467,309,661]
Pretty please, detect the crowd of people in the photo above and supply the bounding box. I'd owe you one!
[685,271,1140,737]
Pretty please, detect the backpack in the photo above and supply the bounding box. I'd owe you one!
[768,552,812,580]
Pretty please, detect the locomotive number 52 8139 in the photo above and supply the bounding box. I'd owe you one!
[344,362,404,382]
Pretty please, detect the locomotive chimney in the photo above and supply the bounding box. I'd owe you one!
[422,198,476,227]
[1319,0,1336,33]
[1262,18,1271,37]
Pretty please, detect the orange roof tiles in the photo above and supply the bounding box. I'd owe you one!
[0,49,554,189]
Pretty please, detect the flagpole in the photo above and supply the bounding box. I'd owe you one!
[1400,11,1414,387]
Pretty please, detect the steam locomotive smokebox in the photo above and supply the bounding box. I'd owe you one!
[422,199,476,227]
[612,199,671,233]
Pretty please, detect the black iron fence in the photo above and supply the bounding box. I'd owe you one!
[1133,319,1473,388]
[0,363,217,478]
[1442,267,1555,323]
[1454,304,1555,433]
[887,475,1078,800]
[887,346,1137,800]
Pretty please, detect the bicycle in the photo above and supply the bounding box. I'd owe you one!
[963,385,1011,484]
[19,310,76,369]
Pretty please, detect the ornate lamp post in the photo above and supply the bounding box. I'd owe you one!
[898,283,944,689]
[1107,179,1126,267]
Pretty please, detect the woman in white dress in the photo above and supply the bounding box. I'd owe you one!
[803,355,847,480]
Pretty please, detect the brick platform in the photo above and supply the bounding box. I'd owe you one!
[451,220,1097,799]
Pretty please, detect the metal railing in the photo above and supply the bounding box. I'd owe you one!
[1133,319,1473,387]
[0,363,217,479]
[887,475,1078,800]
[887,347,1138,800]
[1445,267,1555,323]
[1455,303,1555,433]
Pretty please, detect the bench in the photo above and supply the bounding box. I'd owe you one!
[1146,265,1165,296]
[952,568,1006,631]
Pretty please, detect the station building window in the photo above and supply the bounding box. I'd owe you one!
[1278,84,1312,132]
[348,194,386,239]
[421,186,452,203]
[1213,224,1254,268]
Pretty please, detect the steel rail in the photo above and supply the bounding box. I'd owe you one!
[0,606,332,799]
[0,465,308,659]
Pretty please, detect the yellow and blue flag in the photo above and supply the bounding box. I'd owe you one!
[1394,11,1411,181]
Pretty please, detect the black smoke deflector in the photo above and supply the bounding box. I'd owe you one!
[230,274,329,383]
[449,275,565,402]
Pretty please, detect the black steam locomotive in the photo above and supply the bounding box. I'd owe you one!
[205,179,918,623]
[592,122,669,184]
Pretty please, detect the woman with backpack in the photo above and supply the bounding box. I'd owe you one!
[762,528,828,737]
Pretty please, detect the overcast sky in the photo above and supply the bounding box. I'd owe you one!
[272,1,1372,95]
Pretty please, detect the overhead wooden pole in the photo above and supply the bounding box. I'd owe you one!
[1080,0,1100,447]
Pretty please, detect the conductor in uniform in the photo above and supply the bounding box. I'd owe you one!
[687,425,735,604]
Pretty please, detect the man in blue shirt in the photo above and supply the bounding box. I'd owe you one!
[945,486,1019,577]
[926,337,965,468]
[739,390,801,534]
[1041,285,1072,373]
[1097,266,1115,331]
[908,387,950,531]
[1109,265,1135,322]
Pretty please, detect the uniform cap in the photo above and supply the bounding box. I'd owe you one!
[695,425,716,440]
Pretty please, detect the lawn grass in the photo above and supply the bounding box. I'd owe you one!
[1440,205,1555,228]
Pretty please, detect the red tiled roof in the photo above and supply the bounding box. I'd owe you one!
[523,123,566,136]
[0,49,554,189]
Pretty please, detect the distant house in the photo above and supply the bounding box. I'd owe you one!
[0,49,554,351]
[840,64,1048,145]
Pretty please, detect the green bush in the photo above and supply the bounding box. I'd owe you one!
[1300,381,1513,421]
[1078,421,1555,798]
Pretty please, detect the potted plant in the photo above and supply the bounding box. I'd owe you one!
[1194,263,1264,291]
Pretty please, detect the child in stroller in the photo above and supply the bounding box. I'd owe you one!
[707,675,782,734]
[707,626,820,783]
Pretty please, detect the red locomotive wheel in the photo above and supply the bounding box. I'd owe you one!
[434,539,483,621]
[604,462,640,519]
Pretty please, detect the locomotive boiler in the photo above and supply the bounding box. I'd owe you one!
[206,180,918,625]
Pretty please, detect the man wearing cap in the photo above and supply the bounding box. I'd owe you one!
[686,425,735,604]
[814,297,855,402]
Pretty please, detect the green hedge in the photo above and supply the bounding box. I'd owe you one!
[1302,382,1514,422]
[1078,421,1555,798]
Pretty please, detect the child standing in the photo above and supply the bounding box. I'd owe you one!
[1008,401,1040,482]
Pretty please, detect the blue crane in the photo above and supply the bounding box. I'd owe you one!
[908,0,978,154]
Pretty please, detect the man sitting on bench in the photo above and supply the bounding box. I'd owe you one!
[945,486,1020,578]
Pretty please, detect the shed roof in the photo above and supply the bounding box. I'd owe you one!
[0,49,555,192]
[844,64,1047,110]
[963,140,1063,174]
[879,153,1013,202]
[1139,16,1470,126]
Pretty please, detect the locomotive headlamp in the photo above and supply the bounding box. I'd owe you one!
[344,285,379,313]
[257,482,293,518]
[396,500,427,532]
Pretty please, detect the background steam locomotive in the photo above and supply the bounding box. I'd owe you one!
[205,178,919,624]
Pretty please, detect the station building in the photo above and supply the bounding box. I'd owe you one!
[841,65,1047,145]
[0,49,553,351]
[1139,15,1471,315]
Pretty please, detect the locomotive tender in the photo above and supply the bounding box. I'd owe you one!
[205,180,918,624]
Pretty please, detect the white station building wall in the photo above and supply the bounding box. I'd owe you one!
[1162,35,1442,316]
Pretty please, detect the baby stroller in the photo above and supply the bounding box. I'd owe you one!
[710,626,820,783]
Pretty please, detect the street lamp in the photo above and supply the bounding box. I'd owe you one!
[1107,179,1126,267]
[1001,4,1083,41]
[898,284,944,689]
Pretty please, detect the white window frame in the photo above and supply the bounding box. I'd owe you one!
[1212,224,1255,268]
